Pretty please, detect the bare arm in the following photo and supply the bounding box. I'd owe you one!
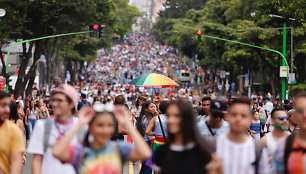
[36,108,40,120]
[260,135,267,147]
[117,122,128,135]
[32,154,42,174]
[45,107,50,118]
[52,107,95,162]
[25,109,29,125]
[10,152,23,174]
[114,106,151,161]
[145,116,156,136]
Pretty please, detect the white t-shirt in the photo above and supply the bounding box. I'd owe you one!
[216,134,270,174]
[27,118,79,174]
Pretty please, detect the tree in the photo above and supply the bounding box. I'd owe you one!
[153,0,306,96]
[0,0,141,96]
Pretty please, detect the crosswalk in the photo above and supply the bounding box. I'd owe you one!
[123,161,142,174]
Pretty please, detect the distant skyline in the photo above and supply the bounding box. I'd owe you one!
[129,0,166,23]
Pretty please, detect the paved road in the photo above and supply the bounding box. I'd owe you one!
[22,154,142,174]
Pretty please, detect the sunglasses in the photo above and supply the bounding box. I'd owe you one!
[93,103,114,113]
[277,116,289,121]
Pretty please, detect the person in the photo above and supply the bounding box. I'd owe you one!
[25,100,39,138]
[9,102,25,134]
[9,101,26,165]
[24,100,30,142]
[152,99,222,174]
[250,110,263,140]
[264,97,274,132]
[207,97,270,174]
[145,101,169,168]
[38,98,50,119]
[287,109,298,133]
[77,93,91,110]
[197,97,211,121]
[198,99,230,139]
[112,95,128,140]
[260,107,289,172]
[136,100,158,174]
[273,92,306,174]
[27,84,80,174]
[52,104,152,174]
[17,101,25,121]
[131,96,146,118]
[16,95,24,108]
[0,91,25,174]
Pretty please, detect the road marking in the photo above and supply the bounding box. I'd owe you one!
[129,161,133,174]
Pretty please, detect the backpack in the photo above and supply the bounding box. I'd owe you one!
[206,137,263,174]
[284,133,306,174]
[43,118,84,153]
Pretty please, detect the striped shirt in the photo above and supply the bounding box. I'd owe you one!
[216,134,270,174]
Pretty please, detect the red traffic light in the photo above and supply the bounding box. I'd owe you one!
[93,24,99,30]
[196,30,203,35]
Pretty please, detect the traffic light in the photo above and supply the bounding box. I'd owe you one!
[89,24,99,37]
[196,30,203,42]
[98,25,105,37]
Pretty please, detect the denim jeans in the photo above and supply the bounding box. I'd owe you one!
[139,140,152,174]
[27,119,37,139]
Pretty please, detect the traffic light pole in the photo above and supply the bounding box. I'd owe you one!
[4,30,92,92]
[199,33,289,101]
[282,23,286,102]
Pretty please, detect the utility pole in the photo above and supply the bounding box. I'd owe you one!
[282,23,287,102]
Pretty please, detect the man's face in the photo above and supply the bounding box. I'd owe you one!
[294,97,306,129]
[0,97,11,122]
[227,104,252,133]
[52,93,73,116]
[202,100,211,114]
[272,110,289,131]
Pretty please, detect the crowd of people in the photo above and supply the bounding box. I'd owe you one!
[0,32,305,174]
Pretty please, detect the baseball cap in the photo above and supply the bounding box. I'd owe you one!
[287,109,295,116]
[52,84,79,105]
[210,99,227,114]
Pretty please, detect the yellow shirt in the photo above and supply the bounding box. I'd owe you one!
[0,120,25,174]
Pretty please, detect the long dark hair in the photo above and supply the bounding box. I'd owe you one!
[136,100,154,136]
[83,112,116,147]
[166,99,211,158]
[9,101,19,122]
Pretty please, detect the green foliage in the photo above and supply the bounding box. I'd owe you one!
[153,0,306,94]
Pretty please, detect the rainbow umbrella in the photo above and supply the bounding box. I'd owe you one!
[129,73,178,88]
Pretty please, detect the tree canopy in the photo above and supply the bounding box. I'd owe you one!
[153,0,306,96]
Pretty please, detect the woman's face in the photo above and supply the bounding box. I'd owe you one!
[31,101,35,106]
[146,103,157,115]
[253,112,259,120]
[89,113,115,145]
[18,102,22,108]
[166,105,182,135]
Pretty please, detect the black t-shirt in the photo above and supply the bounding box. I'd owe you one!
[154,144,211,174]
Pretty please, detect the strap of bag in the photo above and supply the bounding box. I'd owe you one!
[157,115,167,143]
[205,121,216,136]
[44,119,52,153]
[284,133,295,174]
